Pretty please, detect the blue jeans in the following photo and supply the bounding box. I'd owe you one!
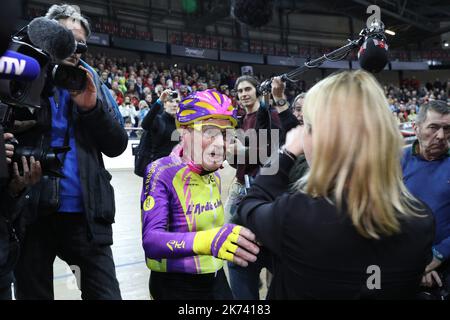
[226,176,273,300]
[225,180,247,217]
[228,249,273,300]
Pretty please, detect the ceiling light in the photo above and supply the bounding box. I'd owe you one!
[385,29,396,36]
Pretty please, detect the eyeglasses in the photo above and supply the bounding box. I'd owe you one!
[192,125,235,143]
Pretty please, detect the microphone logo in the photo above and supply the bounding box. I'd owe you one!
[358,38,389,59]
[373,39,388,50]
[0,56,26,76]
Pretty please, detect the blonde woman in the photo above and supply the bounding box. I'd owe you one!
[238,70,434,299]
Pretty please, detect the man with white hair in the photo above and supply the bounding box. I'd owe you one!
[45,4,124,127]
[13,4,126,300]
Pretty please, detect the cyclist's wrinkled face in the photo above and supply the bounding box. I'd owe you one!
[185,118,234,172]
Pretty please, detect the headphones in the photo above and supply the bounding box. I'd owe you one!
[234,75,261,100]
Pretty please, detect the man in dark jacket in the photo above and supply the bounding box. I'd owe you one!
[140,89,179,161]
[134,90,178,177]
[13,5,128,300]
[224,75,282,300]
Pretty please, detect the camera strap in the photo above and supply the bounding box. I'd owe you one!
[53,89,71,166]
[61,103,72,166]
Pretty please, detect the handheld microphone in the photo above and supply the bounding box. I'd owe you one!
[27,17,76,61]
[358,20,389,73]
[0,50,41,81]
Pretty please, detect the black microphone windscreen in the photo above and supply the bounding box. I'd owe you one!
[27,17,76,61]
[358,36,389,73]
[234,0,273,28]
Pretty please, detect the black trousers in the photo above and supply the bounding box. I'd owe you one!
[150,268,233,300]
[14,213,121,300]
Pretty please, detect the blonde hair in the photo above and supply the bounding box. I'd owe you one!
[294,70,423,239]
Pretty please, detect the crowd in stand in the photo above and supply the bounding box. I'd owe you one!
[385,77,450,124]
[84,52,450,132]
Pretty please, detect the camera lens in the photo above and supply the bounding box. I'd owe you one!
[10,80,27,100]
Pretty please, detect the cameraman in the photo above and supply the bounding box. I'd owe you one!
[45,5,124,128]
[13,5,127,300]
[1,133,41,300]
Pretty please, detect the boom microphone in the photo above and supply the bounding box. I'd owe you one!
[358,21,389,73]
[358,36,389,73]
[0,50,41,81]
[27,17,76,61]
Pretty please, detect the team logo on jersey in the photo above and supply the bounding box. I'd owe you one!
[186,199,223,215]
[166,240,186,251]
[143,195,155,211]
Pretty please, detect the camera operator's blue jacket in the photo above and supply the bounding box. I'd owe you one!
[13,70,128,245]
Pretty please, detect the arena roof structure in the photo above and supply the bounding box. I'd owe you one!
[24,0,450,49]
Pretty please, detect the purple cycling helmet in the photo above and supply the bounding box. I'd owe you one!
[176,89,237,128]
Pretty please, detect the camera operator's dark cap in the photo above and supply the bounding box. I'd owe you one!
[45,4,91,38]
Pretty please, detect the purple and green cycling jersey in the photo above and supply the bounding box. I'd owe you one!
[141,149,226,274]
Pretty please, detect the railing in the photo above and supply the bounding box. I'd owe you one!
[399,122,415,145]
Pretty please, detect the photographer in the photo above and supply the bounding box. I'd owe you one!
[141,90,179,159]
[224,75,282,300]
[1,133,41,300]
[134,90,179,177]
[42,5,124,129]
[13,5,127,300]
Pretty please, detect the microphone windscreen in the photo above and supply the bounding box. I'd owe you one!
[234,0,273,28]
[358,36,389,73]
[27,17,76,61]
